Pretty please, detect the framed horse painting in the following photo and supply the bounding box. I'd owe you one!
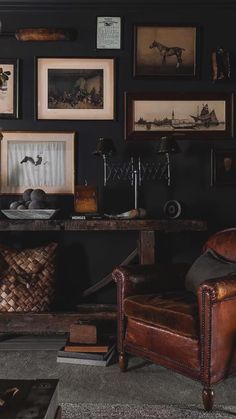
[133,24,199,78]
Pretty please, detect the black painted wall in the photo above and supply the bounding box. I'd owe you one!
[0,0,235,307]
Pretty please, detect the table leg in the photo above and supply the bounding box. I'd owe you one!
[139,230,155,264]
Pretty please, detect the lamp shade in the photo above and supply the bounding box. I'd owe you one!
[93,137,116,157]
[156,136,181,154]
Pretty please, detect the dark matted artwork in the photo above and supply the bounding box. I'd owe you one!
[48,69,103,110]
[211,149,236,186]
[134,25,198,78]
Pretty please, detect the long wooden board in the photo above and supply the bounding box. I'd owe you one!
[0,308,116,333]
[0,219,207,232]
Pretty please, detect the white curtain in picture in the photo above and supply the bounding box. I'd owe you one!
[7,141,66,187]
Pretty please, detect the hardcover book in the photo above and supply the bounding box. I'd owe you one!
[0,379,59,419]
[63,342,109,353]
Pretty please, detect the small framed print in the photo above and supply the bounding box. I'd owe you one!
[96,17,121,50]
[0,59,19,119]
[0,131,75,194]
[211,149,236,186]
[36,57,115,120]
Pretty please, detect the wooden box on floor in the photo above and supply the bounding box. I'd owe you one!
[69,322,97,344]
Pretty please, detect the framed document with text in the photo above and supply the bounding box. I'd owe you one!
[96,17,121,49]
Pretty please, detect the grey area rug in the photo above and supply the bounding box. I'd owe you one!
[61,403,236,419]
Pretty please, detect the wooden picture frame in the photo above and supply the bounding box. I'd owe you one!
[133,24,199,78]
[0,131,75,194]
[125,92,233,140]
[36,57,115,120]
[211,148,236,186]
[0,59,19,119]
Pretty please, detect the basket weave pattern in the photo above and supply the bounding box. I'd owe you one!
[0,242,58,312]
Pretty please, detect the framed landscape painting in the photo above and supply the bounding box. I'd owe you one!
[0,131,75,194]
[0,59,19,119]
[36,57,115,120]
[133,24,199,78]
[125,92,233,140]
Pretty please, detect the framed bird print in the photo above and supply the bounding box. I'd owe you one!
[0,131,75,194]
[0,59,19,118]
[133,24,199,78]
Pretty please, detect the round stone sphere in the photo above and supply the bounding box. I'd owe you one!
[9,201,20,209]
[30,189,47,202]
[25,200,31,208]
[28,200,46,209]
[17,204,26,210]
[22,188,34,202]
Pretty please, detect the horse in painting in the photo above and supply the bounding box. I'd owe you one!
[149,40,185,68]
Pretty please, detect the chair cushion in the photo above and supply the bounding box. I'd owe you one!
[124,291,198,339]
[185,248,236,294]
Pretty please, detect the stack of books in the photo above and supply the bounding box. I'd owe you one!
[56,321,116,366]
[57,341,116,366]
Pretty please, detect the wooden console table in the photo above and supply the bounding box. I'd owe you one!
[0,218,206,333]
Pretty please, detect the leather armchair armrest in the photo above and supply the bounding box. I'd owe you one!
[197,275,236,303]
[197,275,236,386]
[112,263,189,299]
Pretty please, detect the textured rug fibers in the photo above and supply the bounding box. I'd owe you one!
[61,403,236,419]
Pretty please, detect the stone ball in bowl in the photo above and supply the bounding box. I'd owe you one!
[9,201,21,209]
[25,200,31,208]
[22,188,34,202]
[28,200,46,209]
[17,204,26,210]
[30,189,47,202]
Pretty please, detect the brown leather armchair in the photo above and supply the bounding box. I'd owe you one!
[112,228,236,411]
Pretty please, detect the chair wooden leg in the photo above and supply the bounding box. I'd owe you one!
[202,387,214,411]
[119,352,128,372]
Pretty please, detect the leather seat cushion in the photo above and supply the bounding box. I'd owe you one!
[124,291,199,339]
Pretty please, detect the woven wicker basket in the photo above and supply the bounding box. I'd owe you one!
[0,242,58,312]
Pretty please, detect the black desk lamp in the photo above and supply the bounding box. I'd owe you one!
[156,136,181,186]
[93,138,116,186]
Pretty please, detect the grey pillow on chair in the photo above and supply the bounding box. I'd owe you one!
[185,248,236,294]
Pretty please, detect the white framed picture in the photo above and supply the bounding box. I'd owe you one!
[36,57,115,120]
[1,131,75,194]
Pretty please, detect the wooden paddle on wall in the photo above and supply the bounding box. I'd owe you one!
[0,22,76,41]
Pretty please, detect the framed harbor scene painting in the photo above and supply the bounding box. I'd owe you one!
[125,92,233,140]
[133,25,199,78]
